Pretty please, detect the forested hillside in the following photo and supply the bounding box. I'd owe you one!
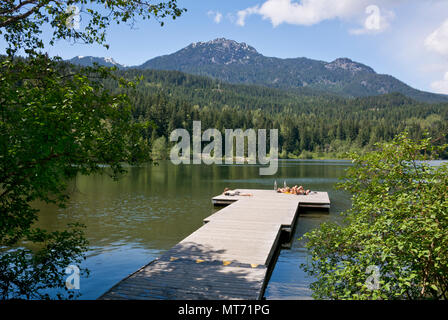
[69,39,448,103]
[102,68,448,159]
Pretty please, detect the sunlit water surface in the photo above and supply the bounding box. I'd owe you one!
[33,160,353,299]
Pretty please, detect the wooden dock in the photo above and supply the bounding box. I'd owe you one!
[99,189,330,300]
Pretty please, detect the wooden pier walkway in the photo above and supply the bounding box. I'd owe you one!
[99,189,330,300]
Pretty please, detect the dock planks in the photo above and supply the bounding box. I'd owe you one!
[99,189,330,300]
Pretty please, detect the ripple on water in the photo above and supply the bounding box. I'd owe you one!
[31,160,352,299]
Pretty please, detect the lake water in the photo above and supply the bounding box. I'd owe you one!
[33,160,353,299]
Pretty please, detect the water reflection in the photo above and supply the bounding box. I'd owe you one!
[32,160,352,299]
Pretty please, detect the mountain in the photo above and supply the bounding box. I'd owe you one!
[138,38,448,103]
[67,38,448,103]
[68,56,125,69]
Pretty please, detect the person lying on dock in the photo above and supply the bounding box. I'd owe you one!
[277,185,311,195]
[223,188,253,196]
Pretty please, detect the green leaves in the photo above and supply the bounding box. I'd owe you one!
[0,1,186,55]
[302,132,448,300]
[0,0,184,300]
[0,55,151,299]
[0,224,89,300]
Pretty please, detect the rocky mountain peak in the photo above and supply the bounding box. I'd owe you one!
[181,38,260,65]
[66,39,448,103]
[68,56,124,68]
[325,57,375,74]
[190,38,258,54]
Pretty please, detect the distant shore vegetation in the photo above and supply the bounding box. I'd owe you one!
[97,68,448,161]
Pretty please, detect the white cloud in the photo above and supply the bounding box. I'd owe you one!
[207,10,223,24]
[214,12,223,24]
[431,72,448,94]
[234,0,448,93]
[425,19,448,56]
[237,6,260,27]
[236,0,398,33]
[424,19,448,93]
[237,0,366,27]
[350,5,395,35]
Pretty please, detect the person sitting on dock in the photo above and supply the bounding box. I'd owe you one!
[223,188,253,196]
[277,185,311,195]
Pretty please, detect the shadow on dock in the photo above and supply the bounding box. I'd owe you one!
[99,242,268,300]
[99,189,330,300]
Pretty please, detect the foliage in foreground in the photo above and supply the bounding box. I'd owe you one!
[1,0,185,299]
[0,55,151,299]
[302,132,448,299]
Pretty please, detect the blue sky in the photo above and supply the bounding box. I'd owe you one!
[3,0,448,94]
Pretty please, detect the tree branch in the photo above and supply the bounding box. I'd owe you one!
[0,1,45,28]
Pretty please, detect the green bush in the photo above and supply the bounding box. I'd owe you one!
[302,132,448,299]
